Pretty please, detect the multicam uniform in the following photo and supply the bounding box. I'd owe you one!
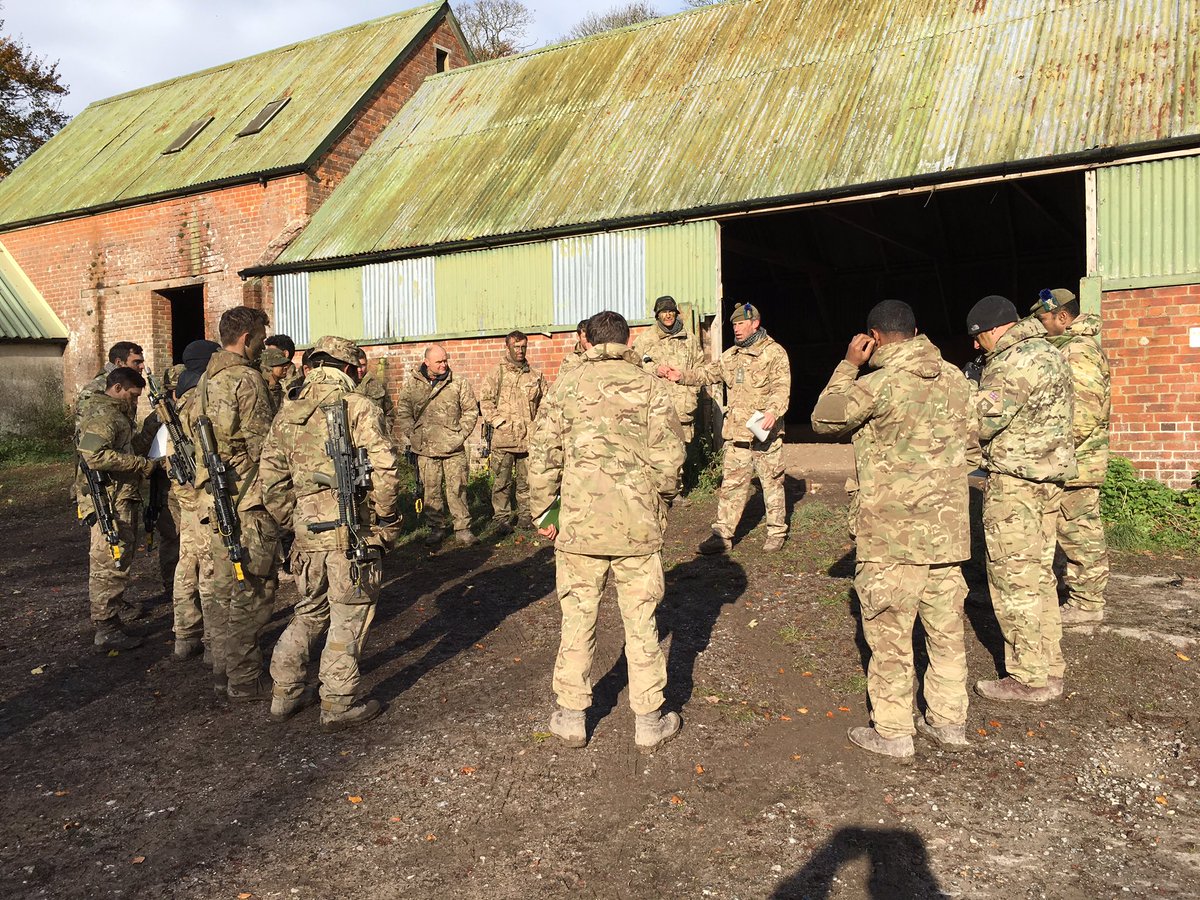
[529,343,686,715]
[170,389,215,651]
[812,335,978,739]
[355,369,396,435]
[480,355,546,526]
[557,342,586,379]
[633,322,704,443]
[978,317,1076,689]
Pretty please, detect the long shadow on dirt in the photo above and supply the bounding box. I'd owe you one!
[770,827,948,899]
[731,474,807,544]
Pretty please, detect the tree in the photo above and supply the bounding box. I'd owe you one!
[456,0,535,61]
[563,2,659,41]
[0,6,68,179]
[682,0,724,6]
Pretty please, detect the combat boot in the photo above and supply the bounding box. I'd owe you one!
[516,516,535,531]
[270,685,319,723]
[227,673,273,703]
[762,535,786,552]
[492,520,515,538]
[117,602,146,625]
[212,672,228,700]
[635,710,682,752]
[173,638,203,660]
[93,620,143,652]
[1046,676,1064,699]
[424,527,447,547]
[974,676,1054,703]
[548,707,587,749]
[915,719,969,751]
[320,699,382,733]
[455,529,479,546]
[1059,604,1103,625]
[847,726,914,759]
[698,532,732,555]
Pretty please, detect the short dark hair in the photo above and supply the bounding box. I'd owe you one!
[576,319,589,335]
[356,348,368,362]
[108,341,143,364]
[586,310,630,346]
[219,306,269,347]
[867,299,916,336]
[107,366,146,390]
[506,330,528,345]
[265,334,295,356]
[1060,299,1081,318]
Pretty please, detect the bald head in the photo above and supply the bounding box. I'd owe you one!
[425,343,448,377]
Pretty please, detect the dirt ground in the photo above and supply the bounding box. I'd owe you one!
[0,457,1196,900]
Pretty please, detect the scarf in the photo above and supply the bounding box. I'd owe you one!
[658,317,684,336]
[736,327,766,349]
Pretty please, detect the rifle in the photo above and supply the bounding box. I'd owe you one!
[144,468,166,551]
[146,371,196,486]
[196,415,246,582]
[963,354,985,384]
[78,457,124,567]
[405,448,424,515]
[310,401,379,587]
[481,423,494,462]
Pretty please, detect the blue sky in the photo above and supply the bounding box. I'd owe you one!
[2,1,700,116]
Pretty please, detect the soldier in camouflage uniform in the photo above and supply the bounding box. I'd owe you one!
[480,330,547,534]
[76,367,157,650]
[1032,289,1111,625]
[634,296,704,444]
[355,348,396,435]
[76,341,145,416]
[660,302,791,553]
[557,320,590,379]
[530,311,686,752]
[189,306,279,702]
[968,295,1076,703]
[396,344,480,547]
[261,336,402,732]
[812,301,978,758]
[260,347,292,416]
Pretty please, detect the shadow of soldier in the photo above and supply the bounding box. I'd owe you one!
[771,827,948,899]
[731,473,807,544]
[962,482,1006,676]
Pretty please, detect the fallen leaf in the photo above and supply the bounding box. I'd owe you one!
[107,650,120,657]
[976,728,988,736]
[54,790,69,797]
[826,711,834,718]
[704,695,720,704]
[1015,761,1025,768]
[802,671,813,677]
[670,795,684,805]
[838,706,850,712]
[425,834,437,842]
[780,715,792,722]
[1155,796,1168,805]
[797,707,809,714]
[389,816,402,822]
[339,750,352,757]
[460,766,476,776]
[695,765,704,775]
[989,720,1002,728]
[474,643,485,650]
[1026,730,1036,738]
[131,856,145,865]
[30,666,45,675]
[348,796,363,804]
[1176,652,1191,662]
[748,619,759,629]
[513,657,521,663]
[238,894,252,899]
[778,668,785,674]
[790,754,802,761]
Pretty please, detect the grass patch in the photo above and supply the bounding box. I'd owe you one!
[0,380,73,468]
[818,588,852,608]
[1102,457,1200,553]
[683,436,723,497]
[832,674,868,695]
[778,625,808,645]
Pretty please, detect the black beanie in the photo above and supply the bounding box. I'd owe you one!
[966,296,1018,336]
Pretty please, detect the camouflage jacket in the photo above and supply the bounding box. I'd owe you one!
[171,390,205,512]
[75,362,117,422]
[557,343,586,379]
[76,393,149,509]
[260,367,401,553]
[633,323,704,425]
[811,335,978,564]
[189,349,275,512]
[479,356,546,453]
[354,370,396,434]
[395,365,479,458]
[529,343,685,557]
[678,330,790,442]
[1050,314,1110,486]
[978,317,1076,483]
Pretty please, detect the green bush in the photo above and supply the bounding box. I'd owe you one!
[684,435,723,496]
[1100,456,1200,552]
[0,381,73,467]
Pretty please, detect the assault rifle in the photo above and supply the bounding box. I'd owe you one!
[196,415,246,582]
[963,354,985,384]
[405,448,424,515]
[310,401,378,587]
[78,457,124,567]
[146,371,196,486]
[481,423,494,460]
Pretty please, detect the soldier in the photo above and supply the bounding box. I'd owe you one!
[529,311,686,752]
[355,348,396,434]
[190,306,279,702]
[633,296,704,444]
[968,295,1076,703]
[812,300,977,758]
[77,367,157,650]
[77,341,145,414]
[557,320,591,378]
[480,330,547,534]
[659,302,791,553]
[396,343,480,547]
[1032,289,1111,625]
[261,336,402,731]
[260,346,292,415]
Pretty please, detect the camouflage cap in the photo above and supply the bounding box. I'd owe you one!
[654,295,679,314]
[260,347,290,368]
[729,302,761,323]
[1030,288,1078,315]
[310,335,360,367]
[163,363,186,391]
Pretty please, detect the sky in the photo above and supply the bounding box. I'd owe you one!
[2,1,699,117]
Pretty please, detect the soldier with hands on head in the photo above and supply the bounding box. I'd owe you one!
[1032,288,1111,625]
[480,330,546,535]
[260,336,402,731]
[634,296,704,444]
[812,300,978,758]
[530,311,686,752]
[968,295,1076,703]
[396,343,480,547]
[659,302,791,553]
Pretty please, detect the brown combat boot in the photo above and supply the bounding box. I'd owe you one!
[1046,676,1064,699]
[635,710,682,753]
[173,638,203,660]
[974,676,1054,703]
[698,532,732,555]
[762,535,786,552]
[228,673,273,703]
[117,602,146,625]
[93,620,143,652]
[270,685,319,723]
[455,529,479,546]
[320,699,382,733]
[847,726,914,759]
[548,707,587,749]
[1059,604,1103,625]
[492,520,515,538]
[212,672,228,700]
[424,527,447,547]
[915,719,970,751]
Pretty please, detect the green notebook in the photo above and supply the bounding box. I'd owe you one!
[535,495,561,529]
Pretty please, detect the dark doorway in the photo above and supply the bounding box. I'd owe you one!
[159,284,205,364]
[719,171,1087,438]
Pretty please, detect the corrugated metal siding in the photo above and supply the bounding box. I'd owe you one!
[308,269,363,341]
[362,258,437,339]
[645,221,719,317]
[553,231,646,325]
[0,3,446,228]
[436,242,553,334]
[1097,156,1200,280]
[273,273,310,345]
[278,0,1200,267]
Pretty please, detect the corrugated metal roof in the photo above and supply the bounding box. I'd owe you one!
[0,2,450,229]
[274,0,1200,269]
[0,240,68,340]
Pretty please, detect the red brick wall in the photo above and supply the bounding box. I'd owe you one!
[1103,284,1200,488]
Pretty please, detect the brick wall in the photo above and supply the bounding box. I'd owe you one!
[1103,284,1200,488]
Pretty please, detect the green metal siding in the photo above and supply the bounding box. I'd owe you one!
[645,221,719,318]
[308,269,363,340]
[1097,156,1200,282]
[0,241,67,340]
[436,243,553,335]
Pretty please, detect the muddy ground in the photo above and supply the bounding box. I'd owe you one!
[0,458,1196,899]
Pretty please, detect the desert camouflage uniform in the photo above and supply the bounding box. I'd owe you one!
[261,364,401,714]
[978,317,1076,688]
[530,343,685,715]
[355,368,396,434]
[677,330,791,541]
[557,342,586,379]
[480,354,546,525]
[169,390,214,647]
[396,364,479,536]
[75,362,117,422]
[1050,314,1111,613]
[633,322,704,443]
[812,335,978,738]
[190,349,280,695]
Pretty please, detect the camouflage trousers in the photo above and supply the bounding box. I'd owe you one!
[172,503,214,643]
[88,499,139,624]
[855,561,969,739]
[270,550,380,712]
[1057,486,1109,612]
[553,550,667,715]
[152,488,180,594]
[209,506,279,689]
[491,450,530,524]
[418,450,471,533]
[983,473,1064,687]
[714,439,786,540]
